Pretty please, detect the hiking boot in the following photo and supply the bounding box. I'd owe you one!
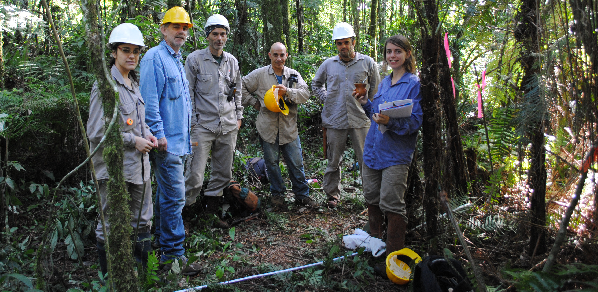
[205,196,230,229]
[159,255,202,276]
[295,196,318,208]
[327,197,339,208]
[271,196,287,209]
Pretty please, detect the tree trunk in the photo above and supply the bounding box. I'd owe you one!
[406,151,423,231]
[439,46,470,197]
[128,0,141,19]
[233,0,250,69]
[351,0,359,48]
[516,0,546,256]
[343,0,348,22]
[0,30,4,89]
[419,0,442,243]
[81,0,138,290]
[296,0,304,54]
[378,0,386,52]
[262,0,284,62]
[368,0,378,60]
[282,0,291,58]
[167,0,182,8]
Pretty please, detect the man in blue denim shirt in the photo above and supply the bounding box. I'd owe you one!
[140,6,200,275]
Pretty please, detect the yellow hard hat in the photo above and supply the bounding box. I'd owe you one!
[386,248,422,285]
[264,85,289,115]
[161,6,193,27]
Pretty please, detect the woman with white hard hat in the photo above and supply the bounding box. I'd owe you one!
[86,22,158,279]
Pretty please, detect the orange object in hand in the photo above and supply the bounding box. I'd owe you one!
[127,118,134,125]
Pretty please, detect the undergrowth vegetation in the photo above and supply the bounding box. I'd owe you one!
[2,0,598,291]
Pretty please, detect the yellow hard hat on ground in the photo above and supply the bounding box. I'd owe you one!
[161,6,193,27]
[386,248,422,285]
[264,85,289,115]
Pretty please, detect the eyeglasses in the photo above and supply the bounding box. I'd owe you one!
[118,47,141,56]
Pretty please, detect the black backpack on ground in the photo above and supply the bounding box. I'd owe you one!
[413,255,474,292]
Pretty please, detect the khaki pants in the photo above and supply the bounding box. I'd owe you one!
[323,127,368,199]
[95,179,153,243]
[362,163,409,216]
[185,124,238,205]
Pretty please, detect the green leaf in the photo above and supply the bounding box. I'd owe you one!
[72,231,85,259]
[5,177,15,190]
[42,169,55,180]
[29,184,38,194]
[215,267,224,280]
[306,240,313,244]
[8,161,25,171]
[229,227,236,241]
[10,227,18,233]
[56,220,64,238]
[0,273,35,289]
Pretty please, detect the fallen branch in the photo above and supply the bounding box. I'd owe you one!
[440,191,487,292]
[543,143,598,272]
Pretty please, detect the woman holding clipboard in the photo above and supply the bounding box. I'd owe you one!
[354,34,423,275]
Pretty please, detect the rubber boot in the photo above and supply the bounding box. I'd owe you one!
[367,204,384,239]
[374,212,407,279]
[133,232,152,272]
[205,196,230,229]
[385,212,407,255]
[96,241,108,281]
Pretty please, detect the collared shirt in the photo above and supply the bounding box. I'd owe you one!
[362,72,423,169]
[87,65,152,184]
[241,65,310,145]
[312,52,380,129]
[185,47,243,134]
[140,40,191,156]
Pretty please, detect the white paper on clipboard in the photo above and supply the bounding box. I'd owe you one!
[378,99,413,118]
[377,99,413,133]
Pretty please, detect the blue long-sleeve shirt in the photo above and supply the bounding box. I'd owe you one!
[140,40,191,156]
[362,72,423,169]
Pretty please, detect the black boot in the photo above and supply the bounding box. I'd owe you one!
[133,232,152,272]
[205,196,230,229]
[96,241,108,280]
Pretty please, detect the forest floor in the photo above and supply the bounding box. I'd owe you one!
[16,138,598,291]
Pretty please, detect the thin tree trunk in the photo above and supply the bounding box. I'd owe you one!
[81,0,138,290]
[351,0,359,48]
[343,0,348,22]
[368,0,378,59]
[0,30,3,89]
[440,47,470,197]
[516,0,546,256]
[378,0,386,51]
[283,0,291,56]
[296,0,304,53]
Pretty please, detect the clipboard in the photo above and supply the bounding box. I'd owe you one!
[378,99,413,118]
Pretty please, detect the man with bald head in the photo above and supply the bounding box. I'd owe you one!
[242,42,317,209]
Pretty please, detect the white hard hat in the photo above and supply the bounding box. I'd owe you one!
[109,23,145,47]
[204,14,230,31]
[332,22,355,40]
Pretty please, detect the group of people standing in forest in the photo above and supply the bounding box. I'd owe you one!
[87,5,422,281]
